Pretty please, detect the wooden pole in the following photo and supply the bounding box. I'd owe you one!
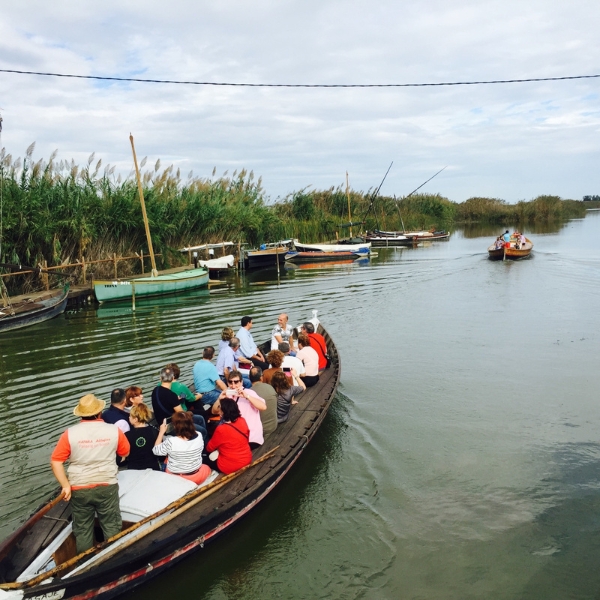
[42,260,49,291]
[131,281,136,312]
[113,253,118,279]
[346,171,353,238]
[130,134,158,277]
[140,250,144,274]
[81,256,86,284]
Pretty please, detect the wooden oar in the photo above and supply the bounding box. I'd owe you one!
[3,447,278,590]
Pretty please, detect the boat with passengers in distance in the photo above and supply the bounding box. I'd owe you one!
[0,284,70,333]
[0,312,340,600]
[488,234,533,260]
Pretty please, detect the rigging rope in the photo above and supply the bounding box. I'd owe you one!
[0,68,599,88]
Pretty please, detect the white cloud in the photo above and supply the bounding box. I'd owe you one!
[0,0,599,202]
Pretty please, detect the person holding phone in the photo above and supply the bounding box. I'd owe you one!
[270,369,306,424]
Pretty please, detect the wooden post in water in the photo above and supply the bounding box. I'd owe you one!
[131,281,136,312]
[130,134,158,277]
[81,256,86,284]
[113,253,118,279]
[42,260,49,290]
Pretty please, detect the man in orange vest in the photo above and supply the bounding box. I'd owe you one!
[51,394,130,553]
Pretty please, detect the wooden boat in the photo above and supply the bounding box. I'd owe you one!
[93,269,209,302]
[197,254,235,277]
[365,229,450,246]
[0,316,340,600]
[93,136,210,303]
[245,240,294,269]
[293,241,371,253]
[285,248,370,262]
[488,236,533,260]
[0,284,70,333]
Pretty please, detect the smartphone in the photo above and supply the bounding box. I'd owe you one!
[283,367,291,373]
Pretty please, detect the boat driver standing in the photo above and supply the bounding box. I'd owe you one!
[50,394,130,554]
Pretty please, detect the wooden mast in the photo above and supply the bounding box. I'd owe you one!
[346,171,353,239]
[129,134,158,277]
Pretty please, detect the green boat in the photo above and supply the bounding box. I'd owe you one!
[93,268,209,303]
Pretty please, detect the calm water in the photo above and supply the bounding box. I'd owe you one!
[1,212,600,599]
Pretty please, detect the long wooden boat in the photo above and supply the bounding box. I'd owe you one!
[93,268,209,303]
[294,241,371,253]
[0,318,340,600]
[366,229,450,246]
[0,284,70,333]
[488,237,533,260]
[245,240,294,269]
[285,248,369,262]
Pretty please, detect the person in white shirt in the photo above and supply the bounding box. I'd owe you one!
[270,313,294,350]
[279,341,305,383]
[296,333,320,387]
[236,316,268,369]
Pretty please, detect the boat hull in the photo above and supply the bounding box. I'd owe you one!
[285,249,368,262]
[0,285,69,333]
[294,242,371,253]
[366,230,450,246]
[245,248,288,269]
[93,269,209,302]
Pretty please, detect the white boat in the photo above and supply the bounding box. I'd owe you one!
[293,241,371,253]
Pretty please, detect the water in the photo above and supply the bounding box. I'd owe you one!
[1,212,600,599]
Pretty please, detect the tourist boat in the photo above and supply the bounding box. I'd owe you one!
[293,241,371,253]
[245,240,294,269]
[93,269,209,302]
[488,235,534,260]
[365,229,450,246]
[0,314,340,600]
[0,284,70,333]
[285,247,370,262]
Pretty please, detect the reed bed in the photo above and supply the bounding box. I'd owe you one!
[0,146,593,293]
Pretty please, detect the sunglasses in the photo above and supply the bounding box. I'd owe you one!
[228,379,241,384]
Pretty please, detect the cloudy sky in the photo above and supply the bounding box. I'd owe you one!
[1,0,599,202]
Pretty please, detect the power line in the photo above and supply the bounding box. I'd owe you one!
[0,68,599,88]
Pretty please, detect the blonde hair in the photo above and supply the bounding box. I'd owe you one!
[130,404,152,423]
[221,327,234,341]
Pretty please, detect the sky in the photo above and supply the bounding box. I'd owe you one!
[0,0,599,203]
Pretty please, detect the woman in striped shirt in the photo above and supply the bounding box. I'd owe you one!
[152,412,212,485]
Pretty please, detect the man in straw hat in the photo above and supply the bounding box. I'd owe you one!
[51,393,130,554]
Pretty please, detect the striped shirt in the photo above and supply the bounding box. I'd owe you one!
[152,434,204,474]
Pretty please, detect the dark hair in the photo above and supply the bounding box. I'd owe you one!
[125,386,142,407]
[278,341,290,353]
[249,366,262,383]
[271,371,291,394]
[171,411,197,440]
[110,388,126,405]
[220,398,241,422]
[241,316,252,327]
[203,346,215,360]
[227,370,243,383]
[165,363,181,379]
[297,333,311,348]
[266,349,284,368]
[302,322,315,334]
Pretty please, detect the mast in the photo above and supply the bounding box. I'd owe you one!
[346,171,353,238]
[129,134,158,277]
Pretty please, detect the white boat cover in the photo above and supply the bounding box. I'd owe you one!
[198,254,235,269]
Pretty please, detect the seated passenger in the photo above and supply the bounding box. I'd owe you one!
[296,334,320,387]
[152,412,212,485]
[102,388,130,433]
[279,342,305,377]
[206,398,252,474]
[250,367,278,437]
[212,370,266,448]
[166,362,202,411]
[192,347,227,406]
[301,322,328,371]
[125,404,161,471]
[216,337,251,388]
[271,313,294,350]
[152,366,208,440]
[271,369,306,424]
[218,327,235,354]
[263,349,284,384]
[125,386,145,413]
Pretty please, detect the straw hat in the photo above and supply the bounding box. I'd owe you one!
[73,394,106,417]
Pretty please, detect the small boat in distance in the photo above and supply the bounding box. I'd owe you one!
[0,284,70,332]
[293,241,371,253]
[245,240,294,269]
[488,234,533,260]
[285,247,370,262]
[366,229,450,246]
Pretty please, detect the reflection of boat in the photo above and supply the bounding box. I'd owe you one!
[294,241,371,253]
[245,240,294,269]
[366,229,450,246]
[285,248,370,262]
[0,317,340,600]
[94,269,209,302]
[285,256,369,270]
[488,236,533,260]
[0,284,70,332]
[94,136,210,303]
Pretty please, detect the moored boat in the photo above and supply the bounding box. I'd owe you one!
[285,248,370,262]
[488,235,533,260]
[365,229,450,246]
[93,268,209,302]
[0,284,70,332]
[293,241,371,253]
[245,240,294,269]
[0,317,340,600]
